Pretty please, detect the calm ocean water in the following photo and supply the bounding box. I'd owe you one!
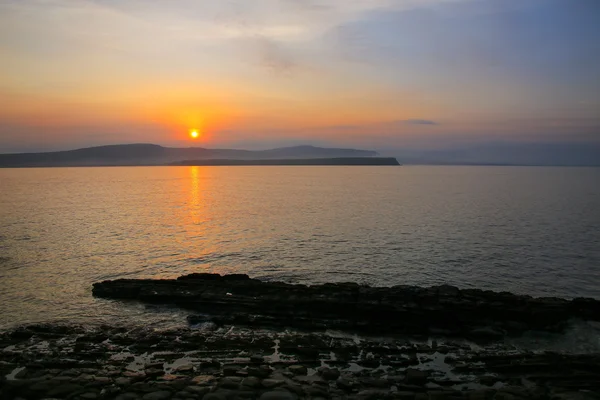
[1,166,599,331]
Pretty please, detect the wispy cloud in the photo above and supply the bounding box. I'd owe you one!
[403,119,438,125]
[254,36,297,73]
[2,0,599,153]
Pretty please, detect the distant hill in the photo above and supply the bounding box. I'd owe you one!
[0,144,380,167]
[171,158,400,166]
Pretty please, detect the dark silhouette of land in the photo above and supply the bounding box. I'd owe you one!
[0,144,391,167]
[171,157,399,166]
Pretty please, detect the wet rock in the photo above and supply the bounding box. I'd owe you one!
[408,354,419,365]
[280,383,304,396]
[386,375,406,385]
[317,367,340,380]
[287,365,307,376]
[479,375,499,386]
[469,327,505,340]
[261,378,285,388]
[444,356,457,364]
[200,360,222,370]
[259,390,298,400]
[183,386,210,396]
[304,385,329,397]
[360,377,389,388]
[93,376,112,384]
[191,375,215,385]
[294,374,325,386]
[93,274,600,336]
[493,393,517,400]
[172,390,189,399]
[142,391,172,400]
[115,377,131,385]
[116,393,141,400]
[47,383,85,397]
[358,358,381,368]
[250,354,265,363]
[203,391,231,400]
[241,376,261,388]
[222,365,239,376]
[236,390,262,399]
[14,368,30,379]
[405,369,429,385]
[76,373,95,383]
[177,273,222,281]
[131,382,160,393]
[248,365,272,379]
[357,389,392,399]
[173,364,194,374]
[467,391,489,400]
[3,321,600,400]
[8,327,34,339]
[395,392,417,400]
[146,368,165,378]
[336,377,355,391]
[29,379,56,393]
[219,376,242,389]
[428,391,460,400]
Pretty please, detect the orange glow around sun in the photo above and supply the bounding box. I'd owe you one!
[190,129,200,139]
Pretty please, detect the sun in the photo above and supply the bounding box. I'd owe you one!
[189,129,200,139]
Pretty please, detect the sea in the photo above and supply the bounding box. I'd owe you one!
[1,166,599,346]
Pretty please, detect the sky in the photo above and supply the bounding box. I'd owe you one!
[0,0,599,153]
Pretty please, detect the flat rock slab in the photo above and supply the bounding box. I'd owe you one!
[92,273,600,337]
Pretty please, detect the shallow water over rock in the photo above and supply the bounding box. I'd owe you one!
[2,324,600,399]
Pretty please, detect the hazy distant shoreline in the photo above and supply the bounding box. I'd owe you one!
[0,157,400,168]
[171,157,400,166]
[0,143,393,167]
[2,143,599,167]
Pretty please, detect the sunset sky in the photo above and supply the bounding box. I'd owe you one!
[1,0,599,153]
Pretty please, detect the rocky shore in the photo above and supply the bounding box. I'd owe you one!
[2,323,600,400]
[92,273,600,339]
[2,274,599,399]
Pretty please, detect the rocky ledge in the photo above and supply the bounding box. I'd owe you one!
[2,323,600,400]
[92,274,600,339]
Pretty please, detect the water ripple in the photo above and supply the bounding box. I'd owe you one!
[0,166,598,330]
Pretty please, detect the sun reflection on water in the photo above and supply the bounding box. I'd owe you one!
[189,166,203,225]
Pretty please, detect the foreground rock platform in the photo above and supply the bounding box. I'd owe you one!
[92,274,600,339]
[2,323,600,400]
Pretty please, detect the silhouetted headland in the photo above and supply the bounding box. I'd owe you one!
[0,144,390,167]
[170,158,400,166]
